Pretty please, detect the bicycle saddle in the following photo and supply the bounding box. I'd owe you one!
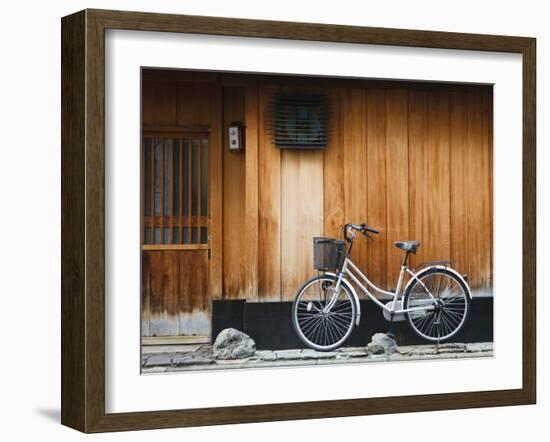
[394,240,420,253]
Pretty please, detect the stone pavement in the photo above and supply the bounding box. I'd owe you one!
[141,342,493,374]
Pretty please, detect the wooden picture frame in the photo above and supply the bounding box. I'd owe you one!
[61,9,536,433]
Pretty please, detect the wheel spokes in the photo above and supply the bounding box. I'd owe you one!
[294,278,354,349]
[407,271,468,340]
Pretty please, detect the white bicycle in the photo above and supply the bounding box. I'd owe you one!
[292,223,472,351]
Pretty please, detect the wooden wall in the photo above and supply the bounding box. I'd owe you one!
[238,80,493,301]
[141,71,493,336]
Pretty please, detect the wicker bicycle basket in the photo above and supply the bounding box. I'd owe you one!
[312,237,346,272]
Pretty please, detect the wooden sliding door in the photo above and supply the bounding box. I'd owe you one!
[141,130,216,338]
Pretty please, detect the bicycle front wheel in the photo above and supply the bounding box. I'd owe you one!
[404,267,470,342]
[292,275,356,351]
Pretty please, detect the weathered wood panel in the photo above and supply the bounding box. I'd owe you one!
[465,90,492,290]
[281,148,324,300]
[449,91,469,278]
[142,250,210,336]
[144,250,180,336]
[244,83,259,301]
[142,81,177,126]
[426,91,451,262]
[342,88,368,268]
[365,88,388,288]
[280,87,324,301]
[178,250,210,335]
[323,89,345,239]
[409,90,452,271]
[384,89,409,289]
[258,85,282,301]
[222,86,246,299]
[208,85,223,301]
[176,83,214,127]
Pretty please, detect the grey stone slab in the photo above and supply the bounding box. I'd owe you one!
[215,358,253,365]
[437,343,466,351]
[141,342,493,371]
[465,342,493,353]
[256,350,277,361]
[396,345,418,354]
[172,356,214,367]
[410,353,454,360]
[408,348,438,357]
[144,354,173,367]
[275,350,304,360]
[337,346,368,353]
[141,366,168,374]
[259,359,318,368]
[455,351,493,359]
[366,354,389,362]
[301,349,339,360]
[340,349,368,358]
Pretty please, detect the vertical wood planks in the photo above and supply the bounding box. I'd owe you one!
[258,85,281,301]
[169,140,174,243]
[179,137,184,243]
[342,88,368,270]
[465,90,492,290]
[142,81,177,126]
[485,88,494,290]
[178,250,210,336]
[449,91,469,276]
[280,86,325,300]
[280,149,324,300]
[177,83,214,127]
[222,86,246,299]
[141,250,151,337]
[385,89,409,289]
[323,89,345,239]
[244,83,259,301]
[425,90,451,262]
[160,139,165,243]
[146,250,180,336]
[281,149,301,300]
[209,85,223,300]
[366,88,388,288]
[142,250,211,337]
[449,90,493,291]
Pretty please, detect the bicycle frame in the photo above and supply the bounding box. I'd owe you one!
[324,257,437,316]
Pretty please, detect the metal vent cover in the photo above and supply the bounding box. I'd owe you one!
[271,93,330,149]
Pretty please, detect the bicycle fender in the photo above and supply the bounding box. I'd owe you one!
[405,265,472,300]
[326,272,362,326]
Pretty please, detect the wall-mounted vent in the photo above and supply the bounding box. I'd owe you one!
[271,94,330,149]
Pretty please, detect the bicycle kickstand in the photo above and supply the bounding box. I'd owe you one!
[387,312,396,340]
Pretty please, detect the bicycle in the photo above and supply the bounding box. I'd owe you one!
[292,223,472,351]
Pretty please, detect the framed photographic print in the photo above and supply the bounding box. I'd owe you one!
[61,9,536,433]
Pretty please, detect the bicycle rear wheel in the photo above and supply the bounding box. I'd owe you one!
[403,267,470,342]
[292,275,356,351]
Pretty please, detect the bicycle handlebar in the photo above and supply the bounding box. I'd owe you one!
[343,222,380,241]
